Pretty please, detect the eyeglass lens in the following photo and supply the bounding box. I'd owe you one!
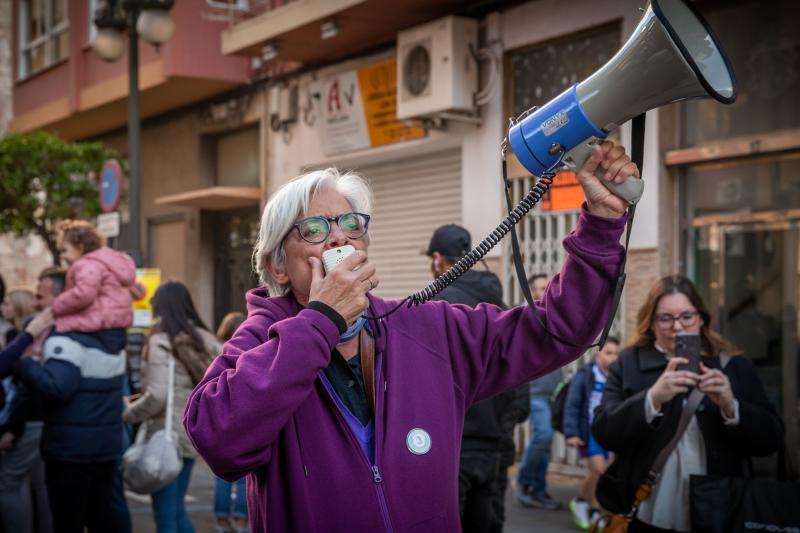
[655,311,698,327]
[298,213,367,243]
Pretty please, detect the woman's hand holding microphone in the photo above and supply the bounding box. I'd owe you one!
[308,251,379,326]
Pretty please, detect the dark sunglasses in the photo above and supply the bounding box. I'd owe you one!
[287,212,371,244]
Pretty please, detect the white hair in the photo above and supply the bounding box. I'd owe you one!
[253,167,373,296]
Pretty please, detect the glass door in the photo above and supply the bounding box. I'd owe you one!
[693,217,799,468]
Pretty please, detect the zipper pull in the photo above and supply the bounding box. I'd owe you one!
[371,465,382,483]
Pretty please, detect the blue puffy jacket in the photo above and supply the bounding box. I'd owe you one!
[563,363,595,442]
[17,330,125,462]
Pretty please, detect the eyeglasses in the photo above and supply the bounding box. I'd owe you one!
[287,212,371,244]
[653,311,700,329]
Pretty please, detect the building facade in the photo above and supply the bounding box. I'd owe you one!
[7,0,798,460]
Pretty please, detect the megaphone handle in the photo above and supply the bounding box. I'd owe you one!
[563,139,644,205]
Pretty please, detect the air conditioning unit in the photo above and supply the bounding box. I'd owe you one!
[396,16,478,120]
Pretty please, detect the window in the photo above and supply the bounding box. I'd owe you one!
[17,0,69,78]
[681,0,800,145]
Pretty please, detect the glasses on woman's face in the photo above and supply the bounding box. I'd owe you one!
[287,212,371,244]
[653,310,700,329]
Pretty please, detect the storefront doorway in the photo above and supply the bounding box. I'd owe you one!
[692,212,799,467]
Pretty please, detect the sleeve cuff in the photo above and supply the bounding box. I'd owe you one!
[306,301,347,335]
[645,389,663,424]
[722,399,740,426]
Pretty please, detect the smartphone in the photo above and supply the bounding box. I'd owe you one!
[675,332,702,374]
[322,245,355,273]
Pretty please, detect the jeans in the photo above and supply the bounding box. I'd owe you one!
[151,458,195,533]
[0,421,43,533]
[517,397,554,494]
[214,476,248,518]
[45,459,116,533]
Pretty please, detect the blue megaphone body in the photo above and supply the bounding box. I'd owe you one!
[508,0,737,205]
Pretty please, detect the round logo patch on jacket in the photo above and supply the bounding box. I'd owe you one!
[406,428,432,455]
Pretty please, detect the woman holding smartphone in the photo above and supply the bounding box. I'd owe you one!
[592,275,783,533]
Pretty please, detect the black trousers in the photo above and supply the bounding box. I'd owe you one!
[459,451,504,533]
[45,459,116,533]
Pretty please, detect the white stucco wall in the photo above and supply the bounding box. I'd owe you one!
[265,0,661,253]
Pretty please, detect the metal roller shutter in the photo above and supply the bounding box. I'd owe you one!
[354,148,462,301]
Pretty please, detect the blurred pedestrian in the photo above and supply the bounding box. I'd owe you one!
[426,224,530,533]
[1,288,36,344]
[51,220,135,336]
[1,221,133,532]
[0,274,12,348]
[213,312,248,533]
[592,275,784,533]
[563,337,620,529]
[515,274,563,511]
[0,308,54,533]
[124,281,221,533]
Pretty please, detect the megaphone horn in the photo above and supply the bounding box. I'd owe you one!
[509,0,737,204]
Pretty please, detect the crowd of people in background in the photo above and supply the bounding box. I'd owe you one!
[0,171,789,533]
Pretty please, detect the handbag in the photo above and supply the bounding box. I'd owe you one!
[690,446,800,532]
[123,355,183,494]
[590,387,706,533]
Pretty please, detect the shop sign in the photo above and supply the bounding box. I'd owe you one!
[313,58,425,155]
[97,211,120,238]
[540,171,584,211]
[131,268,161,327]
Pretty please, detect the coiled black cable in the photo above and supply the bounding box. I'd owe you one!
[363,153,563,320]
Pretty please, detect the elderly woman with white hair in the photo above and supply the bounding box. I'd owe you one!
[184,140,640,532]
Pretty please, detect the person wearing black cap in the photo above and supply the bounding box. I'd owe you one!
[427,224,530,533]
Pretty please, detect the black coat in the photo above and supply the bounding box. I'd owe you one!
[592,344,783,513]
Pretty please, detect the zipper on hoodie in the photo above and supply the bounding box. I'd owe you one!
[371,318,393,533]
[318,364,394,532]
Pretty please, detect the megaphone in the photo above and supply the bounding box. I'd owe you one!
[508,0,736,204]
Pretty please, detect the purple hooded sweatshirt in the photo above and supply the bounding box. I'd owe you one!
[184,206,626,532]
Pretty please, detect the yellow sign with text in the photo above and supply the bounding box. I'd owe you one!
[131,268,161,327]
[357,59,426,147]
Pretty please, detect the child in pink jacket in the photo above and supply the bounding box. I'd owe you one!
[53,220,136,333]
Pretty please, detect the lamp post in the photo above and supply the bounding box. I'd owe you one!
[92,0,175,265]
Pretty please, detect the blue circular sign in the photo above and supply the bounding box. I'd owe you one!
[99,160,123,213]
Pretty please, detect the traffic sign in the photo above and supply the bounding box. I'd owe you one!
[97,211,121,238]
[99,160,123,213]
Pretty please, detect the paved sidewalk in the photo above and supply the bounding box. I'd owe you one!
[128,461,584,532]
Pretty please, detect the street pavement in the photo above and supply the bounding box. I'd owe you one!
[128,461,583,533]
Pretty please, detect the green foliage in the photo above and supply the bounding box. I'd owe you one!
[0,131,122,264]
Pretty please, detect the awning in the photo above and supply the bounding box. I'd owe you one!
[155,186,262,210]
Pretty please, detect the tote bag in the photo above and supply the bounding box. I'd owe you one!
[123,356,182,494]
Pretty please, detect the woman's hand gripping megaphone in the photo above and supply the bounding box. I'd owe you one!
[574,139,640,219]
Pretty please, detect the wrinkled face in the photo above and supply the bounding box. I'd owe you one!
[35,278,57,311]
[596,341,620,372]
[59,240,83,265]
[652,292,704,355]
[268,188,369,307]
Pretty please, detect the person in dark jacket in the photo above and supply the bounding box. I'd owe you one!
[1,264,131,532]
[592,275,784,533]
[428,224,530,533]
[563,337,619,529]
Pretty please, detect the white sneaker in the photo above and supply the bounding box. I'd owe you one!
[569,498,591,530]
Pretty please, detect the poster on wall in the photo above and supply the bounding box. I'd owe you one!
[313,58,426,156]
[540,171,584,211]
[130,268,161,327]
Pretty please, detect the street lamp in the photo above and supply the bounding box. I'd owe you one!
[92,0,175,265]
